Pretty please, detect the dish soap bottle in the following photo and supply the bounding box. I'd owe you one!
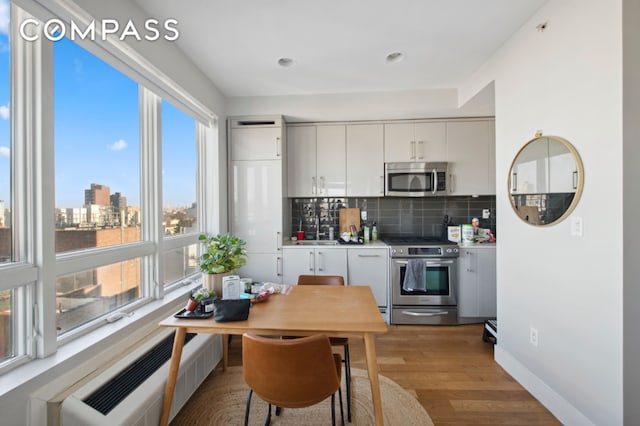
[372,222,378,241]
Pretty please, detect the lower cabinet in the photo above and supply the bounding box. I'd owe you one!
[239,253,283,284]
[458,246,496,318]
[282,247,348,284]
[347,248,388,308]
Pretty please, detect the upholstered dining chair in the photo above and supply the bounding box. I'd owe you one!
[297,274,352,422]
[242,333,344,426]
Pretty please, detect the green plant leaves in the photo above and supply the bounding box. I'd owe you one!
[198,233,247,274]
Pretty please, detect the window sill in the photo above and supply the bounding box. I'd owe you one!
[0,280,199,399]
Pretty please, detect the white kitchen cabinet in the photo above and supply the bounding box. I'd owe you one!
[316,125,346,196]
[384,122,446,163]
[287,125,346,197]
[446,120,496,196]
[346,124,384,196]
[241,253,283,284]
[229,116,286,284]
[347,248,388,308]
[230,118,283,160]
[458,246,496,318]
[509,136,549,194]
[282,247,348,285]
[548,138,578,193]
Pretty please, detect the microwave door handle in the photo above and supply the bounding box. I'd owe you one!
[432,169,437,194]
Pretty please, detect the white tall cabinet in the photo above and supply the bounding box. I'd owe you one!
[229,116,287,283]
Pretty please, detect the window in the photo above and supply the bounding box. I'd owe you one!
[161,100,197,237]
[53,37,145,335]
[54,37,140,253]
[161,100,199,287]
[55,258,142,334]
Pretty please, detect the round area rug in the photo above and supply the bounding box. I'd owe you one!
[171,366,433,426]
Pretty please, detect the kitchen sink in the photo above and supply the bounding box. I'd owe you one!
[294,240,339,246]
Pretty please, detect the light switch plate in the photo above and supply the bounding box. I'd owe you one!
[570,216,583,236]
[482,209,490,219]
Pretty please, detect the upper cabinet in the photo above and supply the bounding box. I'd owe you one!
[446,120,496,196]
[346,124,384,197]
[230,117,283,161]
[384,122,446,163]
[287,124,346,197]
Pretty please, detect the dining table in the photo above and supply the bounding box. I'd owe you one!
[158,284,389,426]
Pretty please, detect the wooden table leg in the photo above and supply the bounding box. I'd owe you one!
[160,327,187,426]
[222,334,229,371]
[363,333,384,425]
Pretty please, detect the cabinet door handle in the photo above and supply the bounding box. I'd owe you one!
[277,256,282,276]
[358,254,381,258]
[410,141,416,160]
[573,170,578,189]
[449,173,454,193]
[511,172,517,192]
[432,169,437,194]
[311,177,316,195]
[417,141,424,160]
[317,251,324,271]
[320,176,325,195]
[380,176,384,194]
[275,136,281,157]
[276,231,281,251]
[309,251,314,272]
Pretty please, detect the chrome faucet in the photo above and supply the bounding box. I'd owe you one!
[316,215,324,240]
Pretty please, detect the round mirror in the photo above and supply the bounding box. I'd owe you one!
[508,135,584,226]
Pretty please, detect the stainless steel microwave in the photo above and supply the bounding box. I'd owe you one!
[385,162,448,196]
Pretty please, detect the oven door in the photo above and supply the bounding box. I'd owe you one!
[391,258,457,306]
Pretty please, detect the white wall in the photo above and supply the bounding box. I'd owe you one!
[623,0,640,423]
[462,0,623,424]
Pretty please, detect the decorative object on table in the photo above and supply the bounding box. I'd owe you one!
[213,298,250,322]
[198,232,247,297]
[174,287,217,318]
[222,275,241,299]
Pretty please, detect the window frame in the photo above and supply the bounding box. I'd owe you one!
[0,1,219,372]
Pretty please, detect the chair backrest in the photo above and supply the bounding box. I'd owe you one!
[242,333,340,408]
[297,274,345,286]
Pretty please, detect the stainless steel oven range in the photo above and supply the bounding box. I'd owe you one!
[384,236,460,325]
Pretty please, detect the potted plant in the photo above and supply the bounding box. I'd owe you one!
[198,232,247,296]
[185,287,216,313]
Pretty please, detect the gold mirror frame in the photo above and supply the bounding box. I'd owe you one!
[508,134,584,226]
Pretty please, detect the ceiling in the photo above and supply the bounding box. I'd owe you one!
[133,0,547,99]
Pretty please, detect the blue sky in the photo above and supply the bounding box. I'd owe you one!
[0,2,196,210]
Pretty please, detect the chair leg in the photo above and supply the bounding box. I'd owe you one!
[331,393,336,426]
[265,403,272,426]
[338,386,345,426]
[244,389,253,426]
[344,344,352,422]
[275,405,282,416]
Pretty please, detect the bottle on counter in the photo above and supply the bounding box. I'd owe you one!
[328,226,334,240]
[372,222,378,241]
[363,224,370,243]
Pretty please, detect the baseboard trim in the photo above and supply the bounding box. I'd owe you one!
[494,345,594,426]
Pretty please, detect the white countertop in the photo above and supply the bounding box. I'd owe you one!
[282,239,389,248]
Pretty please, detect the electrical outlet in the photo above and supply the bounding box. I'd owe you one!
[530,327,539,347]
[361,211,367,221]
[482,209,490,219]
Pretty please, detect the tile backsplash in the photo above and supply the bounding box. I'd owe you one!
[290,196,496,240]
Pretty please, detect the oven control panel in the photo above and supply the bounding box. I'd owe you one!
[390,245,459,258]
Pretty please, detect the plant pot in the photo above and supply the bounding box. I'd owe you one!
[185,297,199,312]
[202,272,233,298]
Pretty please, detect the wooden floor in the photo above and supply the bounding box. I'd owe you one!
[228,324,561,425]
